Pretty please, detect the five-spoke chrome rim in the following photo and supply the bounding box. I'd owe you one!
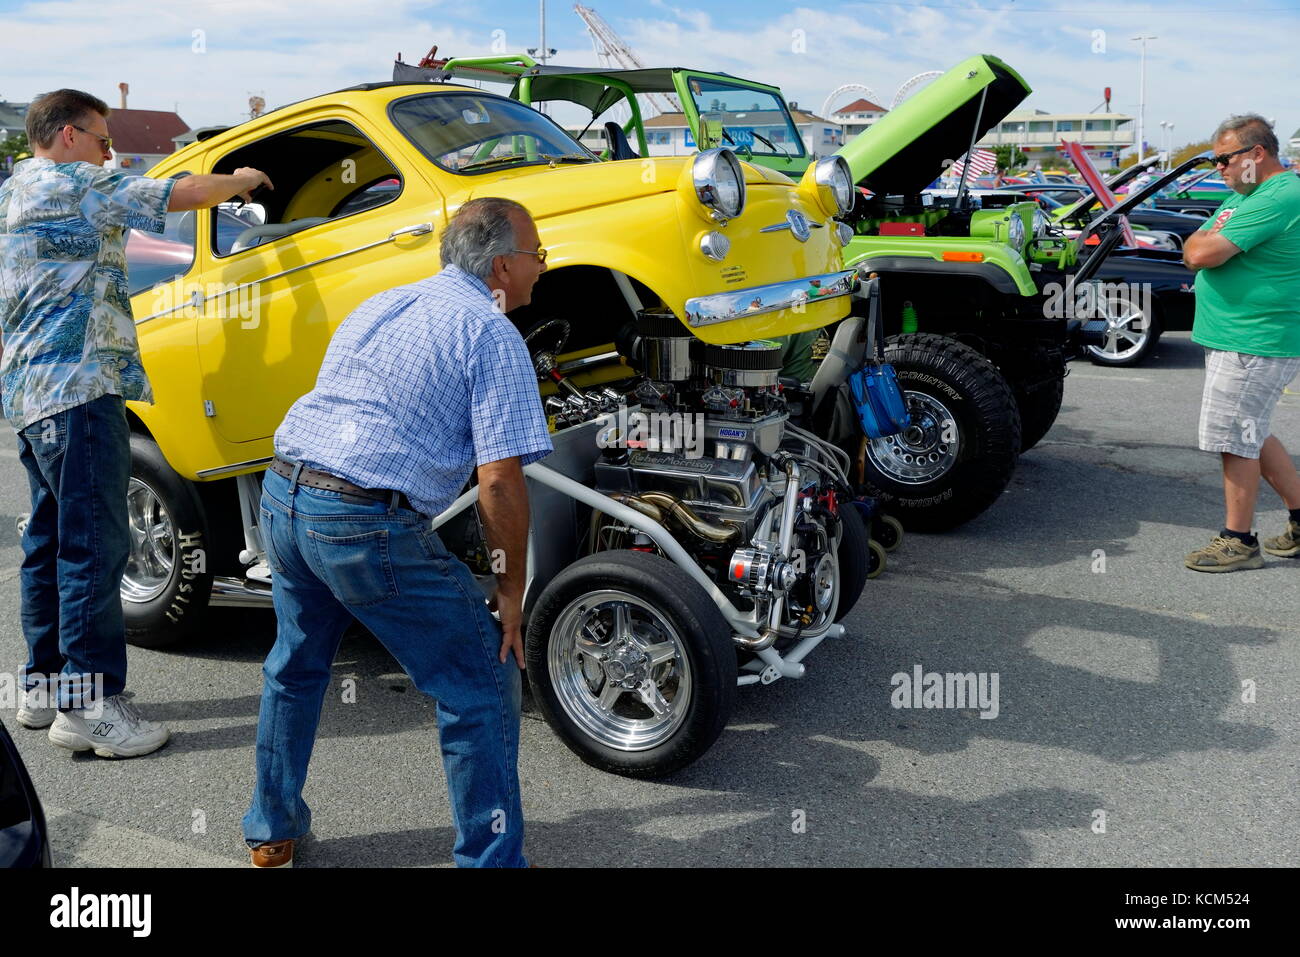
[548,590,691,751]
[866,390,960,484]
[1086,293,1151,362]
[123,477,176,602]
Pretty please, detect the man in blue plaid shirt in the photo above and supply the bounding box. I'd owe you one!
[243,197,553,868]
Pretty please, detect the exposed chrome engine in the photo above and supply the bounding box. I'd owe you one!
[570,309,855,649]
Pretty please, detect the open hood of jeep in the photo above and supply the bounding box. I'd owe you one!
[834,54,1031,197]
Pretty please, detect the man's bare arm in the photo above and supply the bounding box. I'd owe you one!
[476,456,531,668]
[1183,229,1242,272]
[167,167,273,212]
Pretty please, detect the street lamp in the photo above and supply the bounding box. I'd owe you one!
[1131,35,1157,163]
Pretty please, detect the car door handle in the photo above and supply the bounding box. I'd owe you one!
[391,223,433,238]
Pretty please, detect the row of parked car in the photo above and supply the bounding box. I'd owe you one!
[4,51,1226,825]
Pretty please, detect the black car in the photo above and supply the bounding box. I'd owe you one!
[1062,156,1213,366]
[0,717,51,867]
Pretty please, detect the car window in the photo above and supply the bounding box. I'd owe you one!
[390,93,595,174]
[209,119,401,257]
[126,207,195,296]
[683,75,805,159]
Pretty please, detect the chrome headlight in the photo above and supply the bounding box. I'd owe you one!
[1007,214,1025,248]
[1032,208,1049,238]
[691,148,746,220]
[813,155,854,216]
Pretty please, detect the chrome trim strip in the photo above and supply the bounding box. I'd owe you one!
[556,350,620,374]
[134,223,434,325]
[195,456,273,478]
[210,575,274,608]
[683,268,857,328]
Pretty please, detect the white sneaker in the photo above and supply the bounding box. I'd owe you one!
[16,689,57,729]
[47,694,170,758]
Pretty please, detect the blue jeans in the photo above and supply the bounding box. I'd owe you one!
[242,468,527,867]
[15,394,130,709]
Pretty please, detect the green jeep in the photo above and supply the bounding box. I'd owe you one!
[428,53,1112,530]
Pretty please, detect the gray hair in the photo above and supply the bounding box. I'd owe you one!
[26,89,110,149]
[1212,114,1279,157]
[440,197,531,281]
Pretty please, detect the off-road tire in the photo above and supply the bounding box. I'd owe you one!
[123,435,213,648]
[1013,373,1065,453]
[860,333,1021,532]
[525,550,736,779]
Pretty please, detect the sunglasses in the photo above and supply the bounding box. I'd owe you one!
[71,124,113,152]
[512,247,547,264]
[1211,146,1253,167]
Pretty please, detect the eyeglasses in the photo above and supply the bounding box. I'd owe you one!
[511,247,547,264]
[70,125,112,152]
[1211,146,1253,167]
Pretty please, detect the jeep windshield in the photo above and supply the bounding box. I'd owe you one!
[390,92,597,173]
[683,76,804,159]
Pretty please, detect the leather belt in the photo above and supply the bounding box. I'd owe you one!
[270,456,419,514]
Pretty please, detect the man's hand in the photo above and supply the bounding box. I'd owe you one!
[476,457,531,668]
[231,167,274,203]
[491,589,526,669]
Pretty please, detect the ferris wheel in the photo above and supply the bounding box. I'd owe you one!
[890,72,943,108]
[820,83,883,120]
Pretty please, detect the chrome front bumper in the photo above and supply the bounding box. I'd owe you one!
[683,268,859,329]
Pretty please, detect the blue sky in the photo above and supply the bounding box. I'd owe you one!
[1,0,1297,150]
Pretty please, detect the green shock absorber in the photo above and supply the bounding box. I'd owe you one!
[901,300,919,334]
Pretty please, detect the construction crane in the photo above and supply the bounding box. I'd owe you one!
[574,3,681,114]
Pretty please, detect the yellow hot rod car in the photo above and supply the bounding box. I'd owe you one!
[122,77,874,775]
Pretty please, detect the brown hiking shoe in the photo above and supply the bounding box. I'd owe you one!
[1262,520,1300,558]
[1184,535,1264,573]
[250,839,294,868]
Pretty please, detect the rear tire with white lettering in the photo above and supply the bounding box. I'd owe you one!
[123,435,213,648]
[859,334,1021,532]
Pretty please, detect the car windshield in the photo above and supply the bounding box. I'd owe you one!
[390,92,596,173]
[683,76,804,158]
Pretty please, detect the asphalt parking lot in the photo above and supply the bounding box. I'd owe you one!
[2,331,1297,868]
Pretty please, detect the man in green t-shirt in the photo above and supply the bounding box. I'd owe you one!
[1182,114,1300,573]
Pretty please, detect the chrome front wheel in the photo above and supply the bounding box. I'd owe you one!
[549,590,692,752]
[526,550,736,778]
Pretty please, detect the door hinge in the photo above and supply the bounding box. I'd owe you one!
[203,400,216,417]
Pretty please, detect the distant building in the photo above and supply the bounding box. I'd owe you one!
[105,108,189,172]
[831,97,888,143]
[1288,127,1300,162]
[976,109,1135,167]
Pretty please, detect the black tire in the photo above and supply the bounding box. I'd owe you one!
[1013,373,1065,453]
[525,550,737,778]
[860,333,1021,532]
[1087,293,1163,367]
[834,503,871,622]
[123,435,213,648]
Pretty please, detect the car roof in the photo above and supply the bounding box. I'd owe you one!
[169,81,493,159]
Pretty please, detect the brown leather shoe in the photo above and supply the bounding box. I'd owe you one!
[250,839,294,868]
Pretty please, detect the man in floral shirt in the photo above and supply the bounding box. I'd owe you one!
[0,89,271,757]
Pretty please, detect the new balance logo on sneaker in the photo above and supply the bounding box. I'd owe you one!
[47,694,169,759]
